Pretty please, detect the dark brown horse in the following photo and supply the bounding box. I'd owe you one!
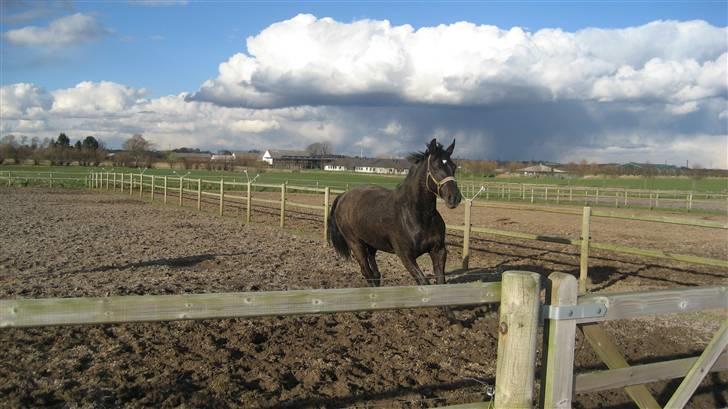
[328,138,462,287]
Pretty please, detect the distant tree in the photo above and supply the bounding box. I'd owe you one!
[0,135,17,163]
[56,133,70,147]
[82,136,99,151]
[123,134,154,167]
[306,142,332,156]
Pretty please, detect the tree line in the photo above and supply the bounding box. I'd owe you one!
[0,133,106,166]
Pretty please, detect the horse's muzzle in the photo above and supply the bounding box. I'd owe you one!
[444,189,462,209]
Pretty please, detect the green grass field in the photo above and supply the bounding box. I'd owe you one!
[1,165,727,192]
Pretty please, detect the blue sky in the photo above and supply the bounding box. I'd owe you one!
[1,1,727,167]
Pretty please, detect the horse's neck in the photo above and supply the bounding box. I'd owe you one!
[396,163,437,218]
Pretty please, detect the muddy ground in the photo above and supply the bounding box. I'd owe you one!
[0,187,726,408]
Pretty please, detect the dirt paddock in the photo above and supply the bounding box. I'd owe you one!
[0,188,726,408]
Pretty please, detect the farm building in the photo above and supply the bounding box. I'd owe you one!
[323,157,410,175]
[261,149,339,169]
[517,163,567,177]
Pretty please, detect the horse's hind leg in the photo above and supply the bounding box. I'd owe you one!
[365,246,382,287]
[350,241,377,287]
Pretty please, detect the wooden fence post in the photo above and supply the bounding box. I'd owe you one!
[462,199,472,270]
[106,172,109,190]
[163,176,168,204]
[120,173,124,193]
[323,187,330,245]
[687,192,693,212]
[280,183,286,228]
[219,179,224,216]
[197,179,201,211]
[595,188,600,206]
[624,190,628,207]
[541,272,578,409]
[655,193,660,209]
[139,174,143,198]
[531,187,534,203]
[49,173,53,188]
[495,271,541,408]
[178,177,183,207]
[113,173,117,191]
[129,174,133,196]
[579,206,591,294]
[151,175,155,201]
[246,182,252,223]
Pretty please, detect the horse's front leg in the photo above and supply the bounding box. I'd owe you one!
[430,245,457,322]
[395,250,430,285]
[429,245,447,285]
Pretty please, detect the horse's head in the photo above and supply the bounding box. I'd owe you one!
[425,138,462,209]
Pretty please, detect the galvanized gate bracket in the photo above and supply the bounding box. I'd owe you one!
[541,303,608,321]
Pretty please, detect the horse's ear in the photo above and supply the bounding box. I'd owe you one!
[427,138,437,153]
[445,139,455,155]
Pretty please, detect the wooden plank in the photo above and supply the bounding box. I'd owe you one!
[286,201,324,211]
[197,179,201,210]
[280,184,286,228]
[589,241,728,268]
[577,285,726,323]
[590,210,727,229]
[665,318,728,408]
[471,225,580,246]
[251,198,281,205]
[575,351,728,394]
[200,191,220,197]
[541,273,578,409]
[223,194,246,201]
[178,177,183,207]
[462,200,472,269]
[0,282,501,328]
[495,271,541,409]
[579,207,591,294]
[246,182,251,223]
[252,183,282,189]
[581,324,661,409]
[323,187,330,245]
[286,185,326,193]
[219,179,224,216]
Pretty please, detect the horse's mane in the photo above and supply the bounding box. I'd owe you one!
[406,151,426,164]
[407,142,444,164]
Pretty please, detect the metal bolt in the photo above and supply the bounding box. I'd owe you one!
[499,322,508,334]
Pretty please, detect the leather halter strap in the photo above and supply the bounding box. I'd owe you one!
[426,155,457,198]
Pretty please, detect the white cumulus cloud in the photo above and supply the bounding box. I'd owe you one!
[191,15,727,110]
[51,81,147,116]
[3,13,109,48]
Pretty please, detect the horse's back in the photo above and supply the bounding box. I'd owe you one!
[334,185,397,251]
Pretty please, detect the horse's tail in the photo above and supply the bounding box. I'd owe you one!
[327,194,350,259]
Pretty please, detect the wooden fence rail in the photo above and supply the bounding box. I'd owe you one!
[459,181,728,213]
[0,282,501,328]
